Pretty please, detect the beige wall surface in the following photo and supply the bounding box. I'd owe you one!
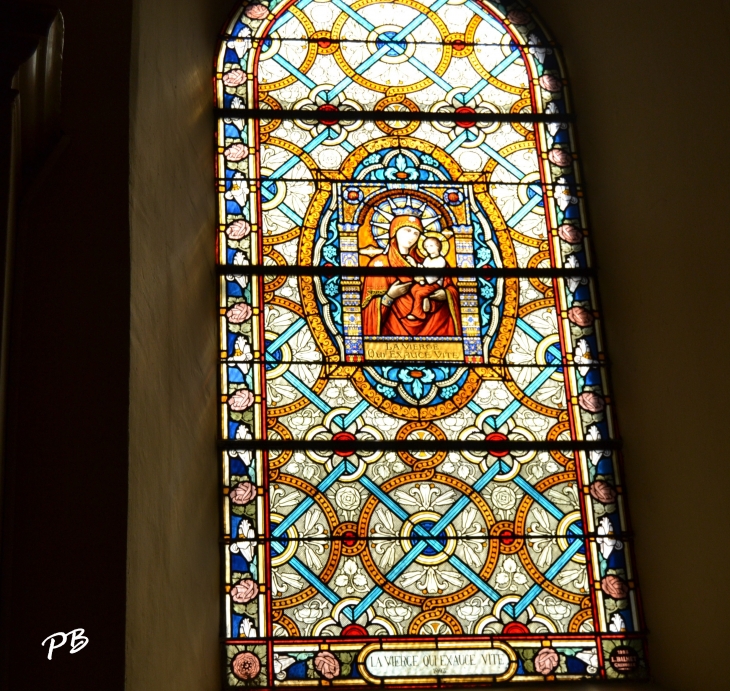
[531,1,730,690]
[127,0,234,689]
[128,1,730,690]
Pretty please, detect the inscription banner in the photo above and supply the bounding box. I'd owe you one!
[364,338,465,361]
[363,646,513,681]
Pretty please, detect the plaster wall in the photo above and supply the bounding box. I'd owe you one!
[530,2,730,690]
[128,1,730,690]
[127,0,233,689]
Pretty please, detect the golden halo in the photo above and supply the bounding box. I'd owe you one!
[417,230,450,257]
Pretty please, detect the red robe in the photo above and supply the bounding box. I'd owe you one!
[361,242,461,337]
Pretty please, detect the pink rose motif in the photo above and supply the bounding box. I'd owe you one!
[226,220,251,240]
[228,389,254,411]
[225,144,249,162]
[548,148,572,168]
[578,392,605,413]
[244,4,269,19]
[222,69,246,87]
[590,480,617,504]
[557,224,582,244]
[314,651,340,680]
[602,575,629,599]
[230,481,256,505]
[227,303,252,323]
[539,75,562,93]
[534,647,559,675]
[507,10,531,25]
[568,306,594,327]
[232,651,261,680]
[231,579,258,603]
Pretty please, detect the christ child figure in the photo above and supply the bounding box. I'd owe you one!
[407,235,449,321]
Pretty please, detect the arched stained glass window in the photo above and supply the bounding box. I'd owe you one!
[215,1,648,686]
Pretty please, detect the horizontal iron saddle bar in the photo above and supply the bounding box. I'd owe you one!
[217,108,573,124]
[221,533,634,543]
[219,439,620,452]
[221,360,604,368]
[218,265,592,278]
[219,35,560,49]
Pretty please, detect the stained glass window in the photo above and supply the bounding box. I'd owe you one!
[215,1,648,686]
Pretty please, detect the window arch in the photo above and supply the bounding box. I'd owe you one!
[215,1,647,686]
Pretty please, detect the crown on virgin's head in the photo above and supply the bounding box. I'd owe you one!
[372,196,441,232]
[391,207,421,218]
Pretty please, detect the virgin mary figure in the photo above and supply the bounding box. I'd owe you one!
[361,214,461,337]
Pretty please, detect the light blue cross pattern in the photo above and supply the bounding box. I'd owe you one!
[258,127,334,223]
[477,318,563,430]
[259,0,545,228]
[326,0,452,100]
[270,0,516,105]
[269,447,586,625]
[265,313,563,463]
[265,318,332,414]
[265,320,372,427]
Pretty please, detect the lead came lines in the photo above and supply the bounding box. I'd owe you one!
[217,0,647,686]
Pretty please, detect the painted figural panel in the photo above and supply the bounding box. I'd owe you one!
[215,0,648,686]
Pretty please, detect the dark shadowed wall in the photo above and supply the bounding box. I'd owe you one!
[0,1,132,690]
